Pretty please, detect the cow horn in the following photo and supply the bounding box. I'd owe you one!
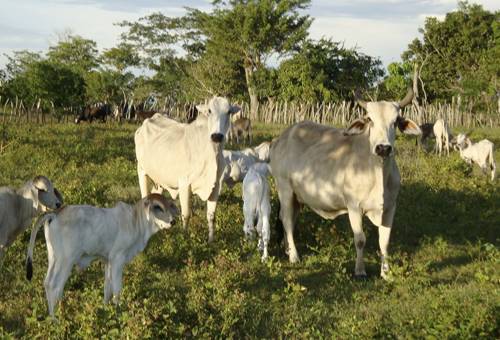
[398,88,414,108]
[354,90,367,110]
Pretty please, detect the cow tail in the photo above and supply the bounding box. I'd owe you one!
[274,200,284,246]
[26,213,55,281]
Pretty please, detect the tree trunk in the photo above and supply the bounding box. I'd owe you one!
[244,65,259,120]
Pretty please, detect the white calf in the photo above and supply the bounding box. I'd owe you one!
[26,194,178,317]
[222,141,272,188]
[433,119,452,156]
[0,176,62,263]
[242,163,272,261]
[455,134,496,181]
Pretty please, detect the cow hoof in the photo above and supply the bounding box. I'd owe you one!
[289,254,300,263]
[354,273,368,280]
[380,271,394,282]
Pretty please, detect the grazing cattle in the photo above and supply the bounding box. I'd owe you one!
[222,141,272,187]
[75,104,111,124]
[25,194,178,317]
[455,134,496,181]
[243,163,272,261]
[270,89,420,279]
[417,123,435,148]
[0,176,62,262]
[230,117,252,144]
[433,118,452,156]
[135,96,240,242]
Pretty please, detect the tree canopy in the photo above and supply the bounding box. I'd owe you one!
[0,0,498,115]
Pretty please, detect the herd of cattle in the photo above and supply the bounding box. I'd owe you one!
[0,90,496,318]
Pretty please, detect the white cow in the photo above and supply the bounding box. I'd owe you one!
[0,176,62,263]
[270,89,420,279]
[242,163,272,261]
[433,118,452,156]
[455,134,496,181]
[222,141,272,187]
[26,194,178,317]
[135,96,240,242]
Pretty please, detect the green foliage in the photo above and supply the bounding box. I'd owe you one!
[403,1,499,108]
[277,39,384,102]
[379,61,413,99]
[1,55,85,111]
[47,35,99,75]
[0,122,498,338]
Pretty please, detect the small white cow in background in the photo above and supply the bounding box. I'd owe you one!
[433,118,452,156]
[26,194,178,317]
[222,141,271,187]
[0,176,62,263]
[242,163,272,261]
[455,133,496,181]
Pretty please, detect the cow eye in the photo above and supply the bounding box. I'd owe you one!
[208,109,212,114]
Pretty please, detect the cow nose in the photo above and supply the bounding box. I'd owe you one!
[56,202,61,208]
[211,133,224,143]
[375,144,392,157]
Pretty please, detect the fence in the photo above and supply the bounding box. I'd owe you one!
[1,96,499,128]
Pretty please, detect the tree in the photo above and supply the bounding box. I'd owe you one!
[47,35,99,75]
[277,39,384,102]
[120,0,312,114]
[403,1,499,110]
[101,43,140,73]
[379,62,412,99]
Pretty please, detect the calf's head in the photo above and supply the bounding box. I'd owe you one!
[31,176,63,211]
[345,89,421,158]
[196,97,240,144]
[144,194,179,230]
[454,133,471,150]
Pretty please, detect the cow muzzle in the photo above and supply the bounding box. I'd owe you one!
[211,133,224,143]
[375,144,392,158]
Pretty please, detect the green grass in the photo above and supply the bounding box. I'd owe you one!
[0,121,498,338]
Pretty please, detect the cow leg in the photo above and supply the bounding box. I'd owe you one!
[347,208,366,277]
[259,213,270,261]
[103,262,112,303]
[206,199,217,243]
[243,204,256,240]
[179,181,192,229]
[277,183,299,263]
[137,166,152,198]
[378,225,392,280]
[110,258,125,305]
[45,258,72,318]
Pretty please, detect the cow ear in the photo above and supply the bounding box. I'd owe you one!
[344,119,368,136]
[229,105,241,115]
[54,188,64,205]
[397,117,421,135]
[196,104,209,116]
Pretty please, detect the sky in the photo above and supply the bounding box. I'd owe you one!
[0,0,498,71]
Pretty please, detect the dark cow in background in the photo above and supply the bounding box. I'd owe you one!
[75,103,111,124]
[416,123,435,147]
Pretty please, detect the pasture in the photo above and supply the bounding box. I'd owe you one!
[0,121,498,338]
